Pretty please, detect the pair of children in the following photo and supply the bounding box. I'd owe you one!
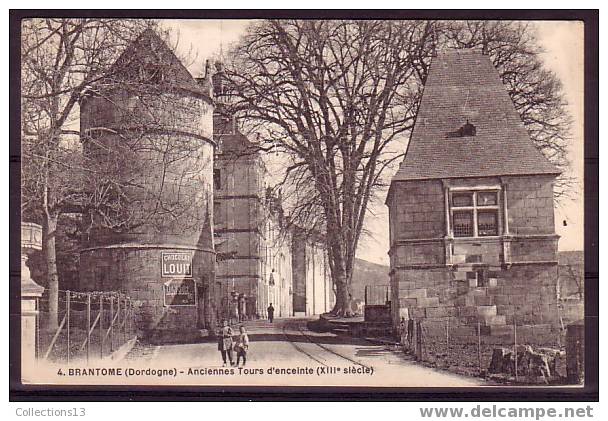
[218,321,249,367]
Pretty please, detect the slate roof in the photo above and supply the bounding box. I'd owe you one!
[391,49,560,182]
[106,29,209,99]
[217,131,258,156]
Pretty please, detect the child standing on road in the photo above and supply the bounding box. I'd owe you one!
[235,325,249,367]
[218,320,235,367]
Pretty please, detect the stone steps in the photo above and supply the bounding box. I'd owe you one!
[399,282,507,327]
[481,314,507,326]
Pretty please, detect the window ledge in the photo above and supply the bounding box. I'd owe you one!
[452,236,503,243]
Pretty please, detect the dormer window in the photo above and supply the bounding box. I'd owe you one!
[447,120,477,138]
[460,120,476,136]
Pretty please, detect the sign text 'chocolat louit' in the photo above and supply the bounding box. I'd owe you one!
[161,251,193,278]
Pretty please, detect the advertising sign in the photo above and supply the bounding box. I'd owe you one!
[163,278,197,306]
[161,251,193,278]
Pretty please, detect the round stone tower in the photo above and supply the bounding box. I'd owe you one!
[79,29,216,341]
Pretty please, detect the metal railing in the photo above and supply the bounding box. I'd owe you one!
[38,290,136,363]
[398,316,567,384]
[364,285,390,306]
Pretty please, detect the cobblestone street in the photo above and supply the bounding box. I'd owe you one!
[121,318,486,387]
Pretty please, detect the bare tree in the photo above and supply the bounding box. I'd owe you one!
[223,20,434,315]
[223,19,573,316]
[21,20,216,330]
[21,18,158,328]
[439,20,574,197]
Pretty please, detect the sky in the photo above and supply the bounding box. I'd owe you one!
[160,19,585,266]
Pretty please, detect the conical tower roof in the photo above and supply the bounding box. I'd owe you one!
[105,28,209,99]
[391,49,560,182]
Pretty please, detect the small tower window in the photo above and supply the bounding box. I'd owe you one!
[214,169,222,190]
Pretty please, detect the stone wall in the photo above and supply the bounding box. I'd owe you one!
[505,175,556,235]
[80,246,215,335]
[79,77,216,340]
[214,144,294,319]
[291,231,335,316]
[389,180,445,240]
[292,237,307,313]
[390,263,560,341]
[387,175,561,337]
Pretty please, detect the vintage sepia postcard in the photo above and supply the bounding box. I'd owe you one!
[12,11,596,396]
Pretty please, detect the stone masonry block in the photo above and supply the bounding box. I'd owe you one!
[488,325,514,337]
[493,295,510,306]
[495,304,514,315]
[474,295,493,306]
[514,326,535,342]
[508,294,527,305]
[399,298,418,308]
[398,281,416,291]
[481,315,506,326]
[487,283,504,294]
[400,288,427,299]
[477,305,497,317]
[526,294,544,306]
[415,279,434,289]
[426,306,458,318]
[470,287,490,296]
[454,296,475,307]
[417,297,440,307]
[451,326,477,337]
[459,306,478,317]
[411,308,426,319]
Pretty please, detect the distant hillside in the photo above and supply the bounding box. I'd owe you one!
[350,258,390,301]
[348,252,585,304]
[558,250,584,265]
[558,250,584,300]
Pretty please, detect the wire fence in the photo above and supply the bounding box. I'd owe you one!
[399,317,568,384]
[37,290,136,364]
[365,285,390,306]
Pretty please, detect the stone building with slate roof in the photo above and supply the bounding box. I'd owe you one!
[386,50,562,338]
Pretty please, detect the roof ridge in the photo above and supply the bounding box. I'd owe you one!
[436,47,486,56]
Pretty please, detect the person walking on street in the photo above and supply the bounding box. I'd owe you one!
[235,325,249,367]
[217,320,235,366]
[267,304,275,323]
[238,294,246,322]
[231,301,239,325]
[398,317,408,351]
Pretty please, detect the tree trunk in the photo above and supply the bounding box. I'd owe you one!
[331,272,350,317]
[45,212,59,330]
[327,238,352,317]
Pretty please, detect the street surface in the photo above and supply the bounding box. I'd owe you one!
[119,317,486,387]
